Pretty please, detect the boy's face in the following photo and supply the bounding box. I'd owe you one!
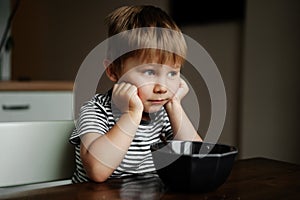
[118,56,181,113]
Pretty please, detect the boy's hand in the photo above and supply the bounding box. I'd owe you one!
[175,78,189,102]
[112,82,144,115]
[172,78,189,103]
[165,78,188,110]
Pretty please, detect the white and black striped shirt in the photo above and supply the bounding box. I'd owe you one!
[69,90,173,183]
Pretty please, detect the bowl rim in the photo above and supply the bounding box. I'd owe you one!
[150,140,238,158]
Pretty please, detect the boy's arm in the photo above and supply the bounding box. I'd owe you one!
[165,79,202,141]
[80,83,143,183]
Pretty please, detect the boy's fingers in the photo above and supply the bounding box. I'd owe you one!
[179,78,188,89]
[113,82,131,94]
[175,87,185,99]
[175,78,189,100]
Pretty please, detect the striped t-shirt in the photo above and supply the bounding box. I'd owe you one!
[69,89,173,183]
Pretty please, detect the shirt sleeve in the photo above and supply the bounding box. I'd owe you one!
[161,110,174,140]
[69,97,110,145]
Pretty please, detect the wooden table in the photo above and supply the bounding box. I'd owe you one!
[1,158,299,200]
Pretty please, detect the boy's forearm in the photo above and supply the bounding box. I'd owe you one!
[165,101,202,141]
[80,111,142,182]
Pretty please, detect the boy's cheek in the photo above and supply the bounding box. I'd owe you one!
[168,80,181,95]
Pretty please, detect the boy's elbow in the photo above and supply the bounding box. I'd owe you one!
[86,165,111,183]
[80,147,112,183]
[87,168,110,183]
[89,173,108,183]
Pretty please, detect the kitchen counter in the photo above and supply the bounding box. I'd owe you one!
[0,81,74,91]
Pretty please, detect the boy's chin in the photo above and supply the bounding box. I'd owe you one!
[144,105,163,113]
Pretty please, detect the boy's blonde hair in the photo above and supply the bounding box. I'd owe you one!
[105,5,187,78]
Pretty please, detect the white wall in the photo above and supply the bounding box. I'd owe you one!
[240,0,300,164]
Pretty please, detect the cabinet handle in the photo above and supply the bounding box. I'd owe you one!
[2,105,30,111]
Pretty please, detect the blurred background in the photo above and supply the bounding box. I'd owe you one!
[0,0,299,164]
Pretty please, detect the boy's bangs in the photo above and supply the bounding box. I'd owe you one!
[133,49,185,68]
[125,27,187,67]
[126,27,187,58]
[107,28,187,72]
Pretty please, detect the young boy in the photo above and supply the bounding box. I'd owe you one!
[69,5,202,183]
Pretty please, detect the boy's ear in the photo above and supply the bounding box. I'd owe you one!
[103,59,118,82]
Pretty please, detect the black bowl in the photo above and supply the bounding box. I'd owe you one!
[150,140,238,193]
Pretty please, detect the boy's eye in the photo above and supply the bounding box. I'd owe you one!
[144,69,155,76]
[168,71,178,77]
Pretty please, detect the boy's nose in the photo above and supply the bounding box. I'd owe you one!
[153,83,167,94]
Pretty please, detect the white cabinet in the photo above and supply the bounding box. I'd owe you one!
[0,121,75,187]
[0,91,73,122]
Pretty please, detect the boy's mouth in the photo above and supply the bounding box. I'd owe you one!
[148,99,168,104]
